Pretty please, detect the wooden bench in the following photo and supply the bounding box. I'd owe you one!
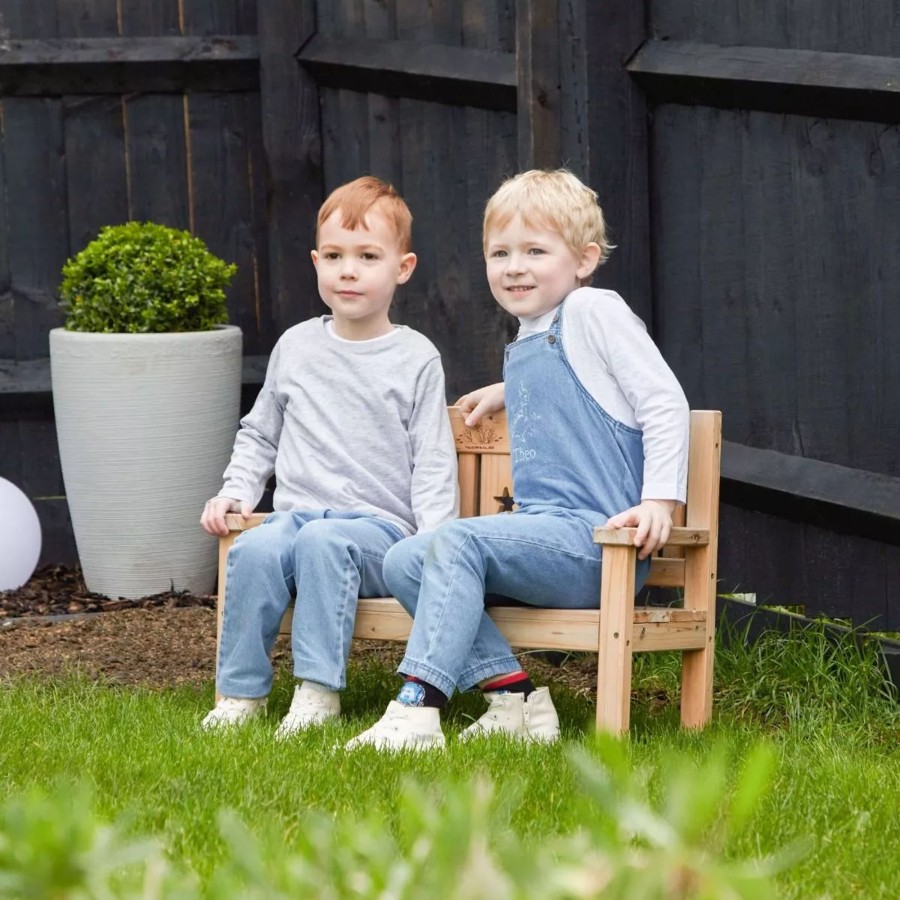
[217,407,722,735]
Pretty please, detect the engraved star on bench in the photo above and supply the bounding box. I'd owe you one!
[494,487,515,513]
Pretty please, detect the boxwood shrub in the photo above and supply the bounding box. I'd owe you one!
[59,222,237,333]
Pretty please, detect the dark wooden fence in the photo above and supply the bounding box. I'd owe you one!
[1,0,898,629]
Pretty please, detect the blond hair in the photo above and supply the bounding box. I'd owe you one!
[483,169,613,284]
[317,175,413,253]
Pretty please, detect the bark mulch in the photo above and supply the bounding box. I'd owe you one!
[0,565,226,689]
[0,565,215,618]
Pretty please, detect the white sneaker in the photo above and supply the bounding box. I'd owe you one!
[274,682,340,739]
[523,687,560,742]
[459,687,560,743]
[201,695,266,730]
[344,701,446,752]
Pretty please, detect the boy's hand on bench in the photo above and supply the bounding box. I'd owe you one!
[606,499,677,560]
[456,382,505,426]
[201,496,253,537]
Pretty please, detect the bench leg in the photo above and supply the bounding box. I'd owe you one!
[214,534,238,702]
[680,546,715,728]
[680,644,714,728]
[596,544,637,735]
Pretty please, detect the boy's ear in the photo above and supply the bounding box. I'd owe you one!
[396,252,417,284]
[576,242,602,280]
[310,249,319,268]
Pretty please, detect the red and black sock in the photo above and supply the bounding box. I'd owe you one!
[396,676,448,709]
[481,671,535,698]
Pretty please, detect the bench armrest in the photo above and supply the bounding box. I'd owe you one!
[593,526,710,546]
[223,512,269,532]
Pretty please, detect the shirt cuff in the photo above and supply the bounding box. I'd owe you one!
[640,483,686,505]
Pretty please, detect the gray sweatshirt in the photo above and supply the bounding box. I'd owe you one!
[220,317,459,535]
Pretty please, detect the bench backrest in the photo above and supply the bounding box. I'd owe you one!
[447,407,722,591]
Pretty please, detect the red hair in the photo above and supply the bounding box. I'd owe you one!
[316,176,413,253]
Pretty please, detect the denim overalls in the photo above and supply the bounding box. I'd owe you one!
[384,304,649,697]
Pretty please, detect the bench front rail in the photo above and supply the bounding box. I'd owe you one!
[217,407,722,735]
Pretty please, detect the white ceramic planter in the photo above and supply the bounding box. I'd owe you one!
[50,325,242,598]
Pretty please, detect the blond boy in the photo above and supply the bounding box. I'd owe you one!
[201,176,458,736]
[347,169,689,750]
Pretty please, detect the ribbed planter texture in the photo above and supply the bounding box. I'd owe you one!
[50,325,242,598]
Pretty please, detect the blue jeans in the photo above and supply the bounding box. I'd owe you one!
[217,510,404,697]
[382,508,609,698]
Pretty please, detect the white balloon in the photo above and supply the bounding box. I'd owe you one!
[0,478,43,590]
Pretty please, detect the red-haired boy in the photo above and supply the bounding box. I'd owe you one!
[200,177,458,736]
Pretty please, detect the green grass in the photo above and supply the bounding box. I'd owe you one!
[1,620,899,897]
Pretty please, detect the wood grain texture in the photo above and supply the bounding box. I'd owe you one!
[118,0,180,37]
[680,410,721,728]
[630,40,900,124]
[0,0,59,40]
[284,600,706,651]
[187,92,269,350]
[257,0,322,334]
[595,526,709,546]
[0,99,12,360]
[596,543,637,733]
[2,98,69,359]
[55,0,118,38]
[648,0,900,57]
[0,36,260,95]
[181,0,257,36]
[298,35,516,110]
[652,108,900,480]
[123,93,190,228]
[516,0,560,167]
[63,95,129,253]
[583,0,652,326]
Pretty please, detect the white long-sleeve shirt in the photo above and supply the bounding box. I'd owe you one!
[517,288,690,503]
[220,317,459,535]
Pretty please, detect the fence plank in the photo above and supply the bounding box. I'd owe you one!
[297,36,516,111]
[648,0,899,59]
[123,94,190,229]
[654,109,900,479]
[2,98,69,360]
[181,0,257,36]
[583,0,651,326]
[118,0,180,37]
[0,101,11,360]
[257,0,322,333]
[516,0,560,167]
[58,2,128,254]
[55,0,118,37]
[555,0,588,176]
[718,504,892,632]
[362,0,402,185]
[187,92,261,346]
[0,36,260,95]
[629,40,900,125]
[63,96,129,253]
[0,0,58,39]
[721,442,900,545]
[649,103,702,401]
[243,91,274,354]
[458,0,518,396]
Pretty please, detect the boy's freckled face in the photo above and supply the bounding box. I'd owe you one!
[485,216,588,320]
[312,209,416,339]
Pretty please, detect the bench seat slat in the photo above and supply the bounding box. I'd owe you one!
[277,599,707,653]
